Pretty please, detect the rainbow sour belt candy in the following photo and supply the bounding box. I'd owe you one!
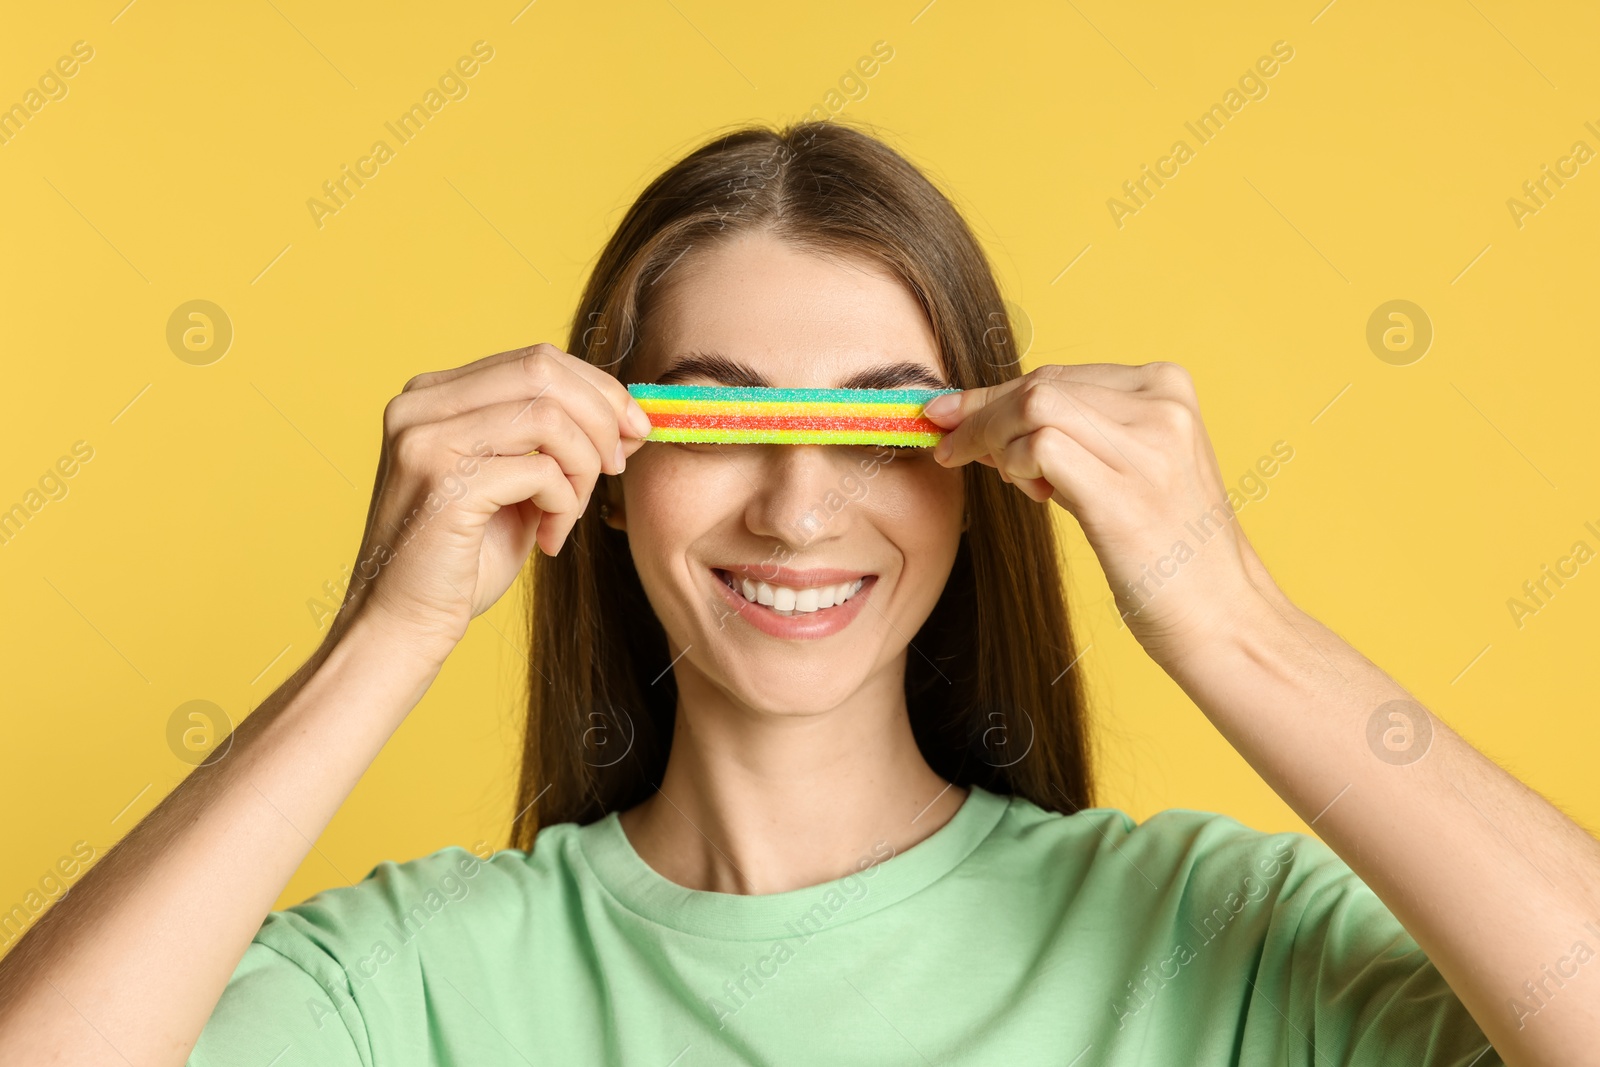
[626,384,960,447]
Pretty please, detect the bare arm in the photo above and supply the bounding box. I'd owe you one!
[0,614,449,1065]
[0,342,648,1066]
[1165,578,1600,1067]
[924,359,1600,1066]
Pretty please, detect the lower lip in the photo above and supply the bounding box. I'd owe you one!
[710,569,877,640]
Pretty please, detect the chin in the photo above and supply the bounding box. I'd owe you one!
[719,663,874,718]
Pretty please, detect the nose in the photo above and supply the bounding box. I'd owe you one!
[742,444,863,553]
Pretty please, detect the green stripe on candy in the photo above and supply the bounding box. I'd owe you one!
[628,383,958,406]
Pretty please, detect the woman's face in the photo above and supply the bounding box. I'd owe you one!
[609,229,965,716]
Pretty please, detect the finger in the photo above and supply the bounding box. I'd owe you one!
[928,374,1152,463]
[472,452,581,514]
[919,365,1126,429]
[417,397,606,507]
[401,344,535,392]
[1028,361,1190,397]
[402,344,652,443]
[920,376,1026,430]
[470,453,584,555]
[558,352,654,440]
[939,377,1132,474]
[995,425,1108,512]
[923,362,1188,431]
[401,355,632,475]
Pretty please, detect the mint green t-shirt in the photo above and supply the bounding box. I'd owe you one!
[189,785,1500,1065]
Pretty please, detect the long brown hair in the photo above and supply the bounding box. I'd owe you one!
[510,119,1093,848]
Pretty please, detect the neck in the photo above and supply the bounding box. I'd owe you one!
[618,653,968,895]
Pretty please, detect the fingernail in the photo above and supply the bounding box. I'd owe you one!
[934,437,952,463]
[923,393,958,419]
[612,442,626,472]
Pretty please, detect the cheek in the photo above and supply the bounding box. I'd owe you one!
[631,442,738,494]
[864,457,965,570]
[620,446,745,571]
[869,455,964,526]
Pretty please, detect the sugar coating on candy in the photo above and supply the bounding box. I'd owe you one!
[627,383,958,446]
[629,384,954,405]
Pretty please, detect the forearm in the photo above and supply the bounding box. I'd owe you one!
[0,613,448,1067]
[1164,584,1600,1065]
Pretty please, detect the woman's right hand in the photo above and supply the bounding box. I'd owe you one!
[0,344,652,1067]
[334,342,652,658]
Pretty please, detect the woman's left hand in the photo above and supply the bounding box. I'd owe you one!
[921,362,1278,670]
[927,364,1600,1067]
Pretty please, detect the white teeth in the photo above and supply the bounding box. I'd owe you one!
[723,572,867,615]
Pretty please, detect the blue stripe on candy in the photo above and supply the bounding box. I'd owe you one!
[627,383,959,405]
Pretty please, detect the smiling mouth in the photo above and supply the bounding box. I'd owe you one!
[712,568,871,617]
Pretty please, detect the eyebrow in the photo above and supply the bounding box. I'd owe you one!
[653,350,950,390]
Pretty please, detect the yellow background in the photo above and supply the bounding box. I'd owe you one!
[3,0,1597,933]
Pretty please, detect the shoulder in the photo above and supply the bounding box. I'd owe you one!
[974,793,1397,970]
[985,792,1357,908]
[251,821,590,969]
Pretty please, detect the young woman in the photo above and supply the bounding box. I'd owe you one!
[1,121,1595,1066]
